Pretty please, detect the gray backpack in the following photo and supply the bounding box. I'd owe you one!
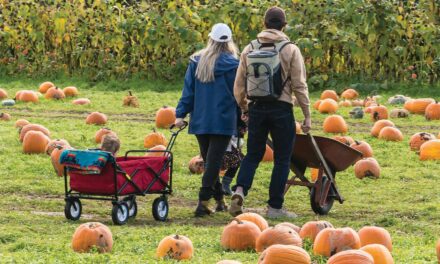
[245,39,292,101]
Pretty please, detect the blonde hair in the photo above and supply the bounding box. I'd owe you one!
[191,38,239,83]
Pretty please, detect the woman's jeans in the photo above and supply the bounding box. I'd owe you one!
[196,134,231,201]
[233,101,295,209]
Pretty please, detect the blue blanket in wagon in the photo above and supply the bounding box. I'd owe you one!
[60,149,114,174]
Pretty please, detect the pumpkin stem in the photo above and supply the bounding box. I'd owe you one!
[128,91,132,96]
[174,234,180,240]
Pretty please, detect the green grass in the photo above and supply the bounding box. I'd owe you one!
[0,77,440,263]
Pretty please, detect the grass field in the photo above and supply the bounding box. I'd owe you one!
[0,77,440,263]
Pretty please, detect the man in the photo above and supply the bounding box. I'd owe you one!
[230,6,311,218]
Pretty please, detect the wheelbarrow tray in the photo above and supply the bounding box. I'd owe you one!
[292,134,362,172]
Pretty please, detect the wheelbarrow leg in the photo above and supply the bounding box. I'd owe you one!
[307,133,344,204]
[284,161,308,194]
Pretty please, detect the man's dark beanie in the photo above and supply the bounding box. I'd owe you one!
[264,6,287,25]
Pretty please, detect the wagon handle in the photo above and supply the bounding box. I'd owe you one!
[169,121,188,134]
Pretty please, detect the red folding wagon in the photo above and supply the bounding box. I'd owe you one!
[62,123,187,225]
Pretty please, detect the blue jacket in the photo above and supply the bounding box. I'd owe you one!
[176,53,239,136]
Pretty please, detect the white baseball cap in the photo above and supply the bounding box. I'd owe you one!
[208,23,232,42]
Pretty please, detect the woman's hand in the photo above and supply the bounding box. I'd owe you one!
[174,118,186,128]
[301,117,312,133]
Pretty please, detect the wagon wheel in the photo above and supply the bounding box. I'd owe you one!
[123,196,138,218]
[310,176,335,215]
[111,201,129,225]
[65,198,82,221]
[152,196,169,222]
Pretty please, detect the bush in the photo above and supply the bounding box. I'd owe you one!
[0,0,439,82]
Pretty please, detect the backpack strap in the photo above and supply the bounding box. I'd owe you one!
[250,39,261,51]
[275,40,294,52]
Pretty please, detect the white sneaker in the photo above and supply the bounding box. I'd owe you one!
[229,192,244,217]
[266,206,298,219]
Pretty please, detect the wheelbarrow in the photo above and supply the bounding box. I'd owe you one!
[267,133,362,215]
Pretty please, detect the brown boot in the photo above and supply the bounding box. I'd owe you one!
[194,200,213,217]
[215,198,228,212]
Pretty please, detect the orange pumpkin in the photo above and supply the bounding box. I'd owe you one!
[236,212,269,232]
[327,249,374,264]
[262,144,274,162]
[0,88,7,99]
[358,226,392,252]
[320,90,339,101]
[188,155,204,174]
[419,140,440,161]
[404,98,435,114]
[370,105,389,121]
[45,139,70,155]
[51,145,72,176]
[318,98,339,114]
[39,81,55,93]
[122,91,139,107]
[45,87,65,100]
[425,101,440,120]
[310,168,319,182]
[313,227,361,257]
[371,120,395,137]
[354,158,381,179]
[16,90,39,103]
[144,129,168,148]
[63,86,79,97]
[19,124,50,142]
[155,106,176,128]
[339,100,352,107]
[256,226,302,252]
[350,141,373,158]
[72,222,113,253]
[0,113,11,121]
[15,119,30,128]
[323,115,348,134]
[333,136,355,146]
[341,88,359,100]
[313,100,322,110]
[258,244,311,264]
[72,98,91,105]
[156,234,193,260]
[220,218,261,251]
[145,145,167,157]
[22,130,50,154]
[275,222,301,234]
[409,132,435,151]
[95,128,116,144]
[299,221,334,242]
[378,127,403,141]
[360,244,394,264]
[86,112,107,125]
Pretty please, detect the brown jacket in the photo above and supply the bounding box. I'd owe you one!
[234,29,311,118]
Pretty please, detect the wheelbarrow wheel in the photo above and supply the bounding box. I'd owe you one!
[310,176,335,215]
[65,198,82,221]
[111,201,129,225]
[152,196,168,222]
[123,196,137,218]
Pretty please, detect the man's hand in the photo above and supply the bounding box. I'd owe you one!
[301,117,311,133]
[174,118,186,128]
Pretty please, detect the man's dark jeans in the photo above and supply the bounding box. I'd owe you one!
[234,101,295,209]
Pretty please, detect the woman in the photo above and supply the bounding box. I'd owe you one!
[174,23,239,217]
